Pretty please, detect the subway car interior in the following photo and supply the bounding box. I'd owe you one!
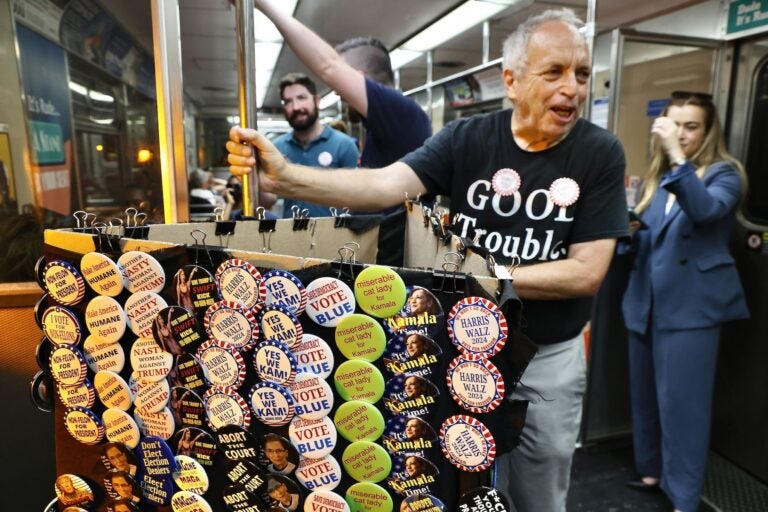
[1,0,768,510]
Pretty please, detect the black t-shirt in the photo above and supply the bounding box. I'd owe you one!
[402,110,628,344]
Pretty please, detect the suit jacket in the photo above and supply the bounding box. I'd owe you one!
[622,160,749,334]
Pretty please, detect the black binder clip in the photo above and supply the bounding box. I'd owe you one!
[291,206,310,231]
[331,241,364,280]
[214,207,236,236]
[191,229,215,267]
[432,252,466,294]
[331,207,351,229]
[94,221,121,253]
[256,207,276,233]
[124,208,150,240]
[72,211,100,234]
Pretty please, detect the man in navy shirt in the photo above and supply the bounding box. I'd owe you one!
[271,73,358,218]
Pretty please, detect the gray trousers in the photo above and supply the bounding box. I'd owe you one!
[495,334,586,512]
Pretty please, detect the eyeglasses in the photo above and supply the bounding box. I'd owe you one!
[670,90,713,103]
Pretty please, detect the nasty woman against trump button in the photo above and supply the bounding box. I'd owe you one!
[215,258,266,309]
[118,251,166,294]
[447,296,508,357]
[353,266,406,318]
[333,360,385,403]
[289,416,337,460]
[125,291,168,339]
[305,277,356,327]
[341,440,391,483]
[439,415,496,472]
[134,378,171,414]
[334,314,386,362]
[253,339,297,386]
[446,354,505,414]
[134,407,176,440]
[130,337,174,383]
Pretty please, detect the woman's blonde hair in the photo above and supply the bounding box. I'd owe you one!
[635,92,747,213]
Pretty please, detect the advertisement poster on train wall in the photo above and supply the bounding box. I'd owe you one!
[16,23,72,215]
[727,0,768,37]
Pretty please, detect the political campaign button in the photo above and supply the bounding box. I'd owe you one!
[172,265,217,315]
[169,386,207,429]
[345,482,393,512]
[30,370,54,412]
[215,258,266,309]
[259,304,303,349]
[172,455,209,494]
[263,269,308,316]
[290,372,334,420]
[446,296,508,357]
[204,300,259,351]
[492,168,521,197]
[294,333,335,380]
[50,344,87,387]
[446,354,505,413]
[137,435,178,477]
[305,277,356,327]
[125,290,168,339]
[261,433,300,475]
[203,386,251,431]
[402,494,445,512]
[439,415,496,472]
[83,334,126,373]
[457,486,511,512]
[173,427,218,467]
[334,401,385,443]
[102,410,141,449]
[44,260,86,306]
[54,473,94,508]
[383,374,439,416]
[84,276,125,321]
[134,378,171,414]
[221,484,269,512]
[249,381,295,427]
[130,337,174,383]
[317,150,333,167]
[383,332,442,378]
[295,454,342,491]
[214,424,260,461]
[34,294,50,330]
[289,416,337,459]
[335,314,387,362]
[253,339,297,386]
[34,255,47,290]
[118,250,166,293]
[64,406,104,445]
[105,470,142,502]
[108,499,141,512]
[95,370,134,411]
[305,490,349,512]
[383,286,444,339]
[387,454,439,496]
[224,458,268,495]
[171,490,213,512]
[353,266,407,318]
[36,336,53,372]
[80,251,124,297]
[549,176,580,207]
[42,305,82,346]
[154,305,205,355]
[57,377,95,409]
[175,353,209,392]
[342,440,391,483]
[140,474,174,506]
[196,339,246,388]
[382,415,437,456]
[101,442,140,474]
[333,360,385,403]
[134,407,176,440]
[265,474,303,511]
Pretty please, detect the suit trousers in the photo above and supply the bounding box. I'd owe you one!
[628,325,721,512]
[495,334,586,512]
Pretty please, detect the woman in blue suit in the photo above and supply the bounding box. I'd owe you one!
[622,91,749,512]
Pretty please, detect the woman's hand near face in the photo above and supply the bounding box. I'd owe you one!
[651,116,686,162]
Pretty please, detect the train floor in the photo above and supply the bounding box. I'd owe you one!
[567,439,716,512]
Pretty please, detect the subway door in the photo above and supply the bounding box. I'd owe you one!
[582,30,724,443]
[711,37,768,486]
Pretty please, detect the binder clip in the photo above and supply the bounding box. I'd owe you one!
[331,207,351,229]
[255,207,275,253]
[214,207,236,239]
[94,222,121,254]
[433,252,466,294]
[190,229,215,268]
[291,205,310,231]
[124,207,149,240]
[332,241,364,280]
[72,211,99,234]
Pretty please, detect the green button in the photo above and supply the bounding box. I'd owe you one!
[345,481,393,512]
[334,401,385,442]
[333,360,385,403]
[335,314,386,361]
[342,441,391,483]
[353,266,406,318]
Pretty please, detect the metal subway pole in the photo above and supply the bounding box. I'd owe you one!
[151,0,188,223]
[236,0,259,217]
